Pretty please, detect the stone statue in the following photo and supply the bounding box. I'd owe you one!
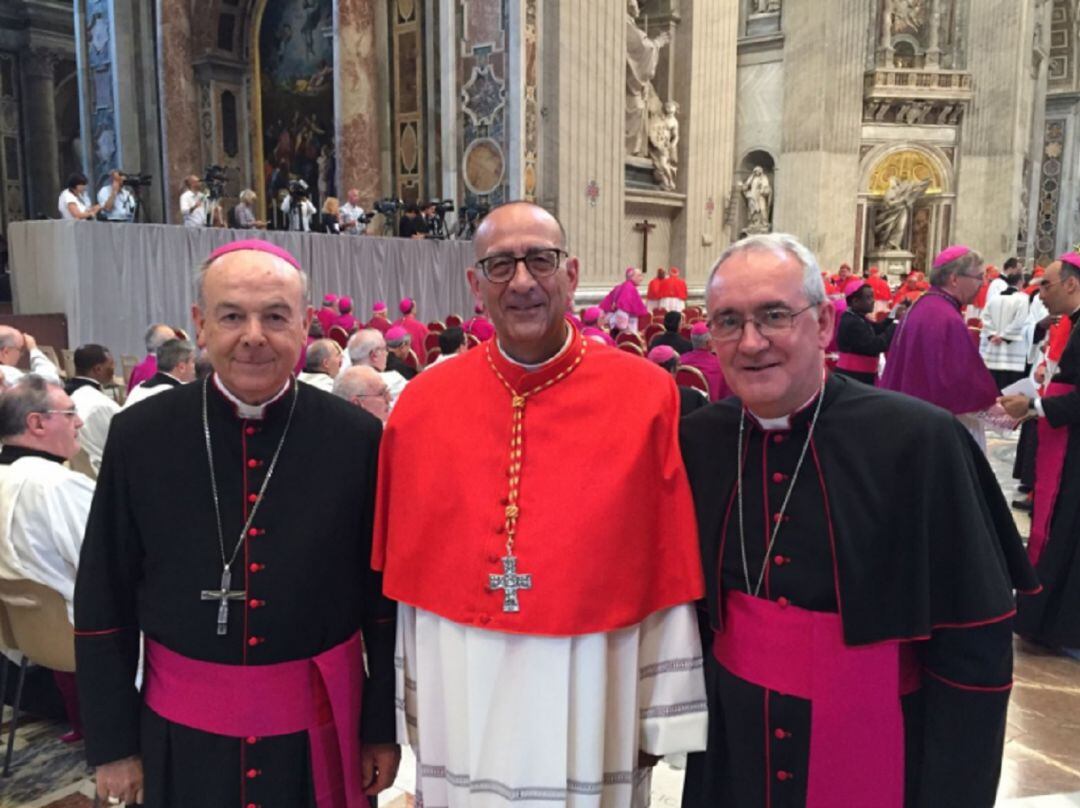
[891,0,924,34]
[752,0,782,13]
[741,166,773,234]
[649,100,680,191]
[873,176,931,250]
[626,0,671,157]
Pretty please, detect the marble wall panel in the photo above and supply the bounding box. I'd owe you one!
[336,0,382,204]
[157,0,200,223]
[735,60,783,166]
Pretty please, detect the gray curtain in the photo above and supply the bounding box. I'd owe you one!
[7,221,476,356]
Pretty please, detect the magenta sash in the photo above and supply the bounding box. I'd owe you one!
[836,352,880,375]
[144,632,366,808]
[713,591,918,808]
[1029,381,1076,565]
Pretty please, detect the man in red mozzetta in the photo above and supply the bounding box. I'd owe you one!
[373,201,707,806]
[75,239,399,806]
[679,232,1036,808]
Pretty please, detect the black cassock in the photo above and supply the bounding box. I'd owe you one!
[834,309,895,386]
[75,378,395,807]
[1017,308,1080,647]
[679,375,1037,808]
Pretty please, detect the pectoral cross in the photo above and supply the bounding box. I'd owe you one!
[633,219,656,275]
[488,555,533,613]
[201,567,247,636]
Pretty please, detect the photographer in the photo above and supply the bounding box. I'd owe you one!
[281,179,317,232]
[179,175,208,228]
[339,188,368,235]
[320,196,341,234]
[231,189,266,229]
[97,170,139,222]
[58,173,101,221]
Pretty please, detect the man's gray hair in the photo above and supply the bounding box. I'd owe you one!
[0,374,54,439]
[691,330,710,350]
[156,338,195,372]
[332,365,381,400]
[707,233,828,307]
[928,248,983,288]
[193,251,310,309]
[305,338,340,373]
[347,329,385,366]
[144,323,174,353]
[386,330,411,349]
[0,327,21,350]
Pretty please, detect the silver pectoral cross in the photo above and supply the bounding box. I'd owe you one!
[201,567,247,636]
[488,555,532,613]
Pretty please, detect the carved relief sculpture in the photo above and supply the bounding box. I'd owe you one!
[891,0,925,34]
[741,167,773,234]
[873,176,931,250]
[625,0,670,158]
[649,100,680,191]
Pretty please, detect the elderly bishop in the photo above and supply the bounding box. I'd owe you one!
[373,201,707,807]
[74,240,399,807]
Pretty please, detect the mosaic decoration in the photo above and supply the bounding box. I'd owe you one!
[1035,118,1066,265]
[85,0,118,185]
[523,0,539,201]
[461,64,506,128]
[867,148,944,196]
[458,0,509,209]
[258,0,335,208]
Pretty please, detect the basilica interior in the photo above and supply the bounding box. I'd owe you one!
[1,0,1080,806]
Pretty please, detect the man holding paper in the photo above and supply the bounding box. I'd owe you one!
[1001,253,1080,658]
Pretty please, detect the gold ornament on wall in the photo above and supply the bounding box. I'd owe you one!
[868,149,944,196]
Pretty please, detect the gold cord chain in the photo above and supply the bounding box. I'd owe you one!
[485,340,587,556]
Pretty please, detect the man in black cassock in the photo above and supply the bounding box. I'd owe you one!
[74,239,399,806]
[680,233,1037,808]
[834,278,895,386]
[1001,253,1080,657]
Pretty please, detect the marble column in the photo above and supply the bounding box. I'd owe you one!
[877,0,893,67]
[775,0,870,270]
[21,49,60,218]
[669,0,740,285]
[335,0,383,205]
[925,0,942,67]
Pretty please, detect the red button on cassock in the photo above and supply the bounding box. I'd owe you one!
[248,528,259,537]
[246,768,261,778]
[248,636,263,647]
[774,728,786,739]
[772,434,785,444]
[247,458,259,468]
[248,493,258,504]
[777,771,792,782]
[245,426,257,436]
[772,472,786,484]
[246,736,258,745]
[249,599,263,609]
[773,555,786,566]
[249,562,264,573]
[246,803,259,808]
[777,596,790,608]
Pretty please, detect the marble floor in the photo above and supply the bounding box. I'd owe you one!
[3,434,1079,807]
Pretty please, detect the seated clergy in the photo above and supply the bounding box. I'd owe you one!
[297,338,343,392]
[333,365,391,424]
[0,375,94,621]
[127,324,178,392]
[428,327,467,367]
[384,326,418,380]
[346,329,408,408]
[65,344,121,474]
[122,339,196,409]
[0,326,61,386]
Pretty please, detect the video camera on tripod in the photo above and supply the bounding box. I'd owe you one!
[426,199,455,239]
[373,198,404,236]
[203,164,229,201]
[121,172,153,188]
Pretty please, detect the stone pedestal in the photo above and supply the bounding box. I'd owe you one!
[746,11,780,37]
[865,248,914,282]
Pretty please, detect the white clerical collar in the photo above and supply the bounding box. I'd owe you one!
[747,386,823,431]
[73,376,102,390]
[496,327,574,371]
[212,374,291,420]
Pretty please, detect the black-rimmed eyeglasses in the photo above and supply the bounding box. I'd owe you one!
[475,249,567,284]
